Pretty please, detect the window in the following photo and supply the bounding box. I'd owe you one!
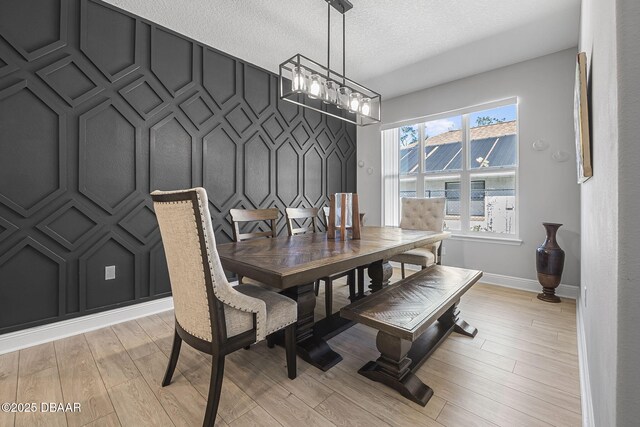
[385,100,518,236]
[445,180,485,216]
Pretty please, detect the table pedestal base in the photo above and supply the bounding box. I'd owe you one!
[282,282,343,371]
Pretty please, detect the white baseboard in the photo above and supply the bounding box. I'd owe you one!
[576,293,594,427]
[479,272,578,299]
[390,262,578,299]
[0,297,174,355]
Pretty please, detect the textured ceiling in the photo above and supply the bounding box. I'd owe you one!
[104,0,580,98]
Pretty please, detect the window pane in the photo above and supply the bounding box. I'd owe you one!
[400,177,416,198]
[399,125,419,174]
[470,180,486,216]
[469,105,517,169]
[469,172,516,234]
[425,176,460,231]
[424,116,462,173]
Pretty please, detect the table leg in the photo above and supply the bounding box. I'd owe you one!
[356,266,366,299]
[359,331,434,406]
[282,283,343,371]
[368,260,393,293]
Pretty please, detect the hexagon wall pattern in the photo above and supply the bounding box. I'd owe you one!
[0,0,356,334]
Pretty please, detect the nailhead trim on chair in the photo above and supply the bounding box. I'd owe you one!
[195,191,266,341]
[154,199,213,341]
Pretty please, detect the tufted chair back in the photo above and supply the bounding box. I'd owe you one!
[399,197,446,232]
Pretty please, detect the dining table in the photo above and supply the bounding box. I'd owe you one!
[216,226,450,371]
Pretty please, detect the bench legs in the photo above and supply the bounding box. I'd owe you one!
[358,331,434,406]
[359,302,477,406]
[438,303,478,338]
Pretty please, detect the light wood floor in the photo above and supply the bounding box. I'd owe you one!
[0,270,581,427]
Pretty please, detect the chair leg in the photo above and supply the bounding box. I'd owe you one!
[401,263,406,279]
[162,330,182,387]
[357,266,366,297]
[421,265,427,270]
[266,334,275,348]
[325,278,333,317]
[284,324,297,380]
[244,345,250,350]
[202,355,225,427]
[238,274,244,285]
[314,280,320,296]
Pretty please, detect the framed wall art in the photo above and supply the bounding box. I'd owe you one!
[574,52,593,183]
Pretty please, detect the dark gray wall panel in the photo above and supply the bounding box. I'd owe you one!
[81,0,137,81]
[119,77,167,120]
[150,241,171,295]
[151,28,194,97]
[0,0,356,334]
[203,48,236,107]
[203,127,237,210]
[0,0,68,61]
[37,55,103,107]
[327,150,343,195]
[0,238,64,328]
[80,100,139,214]
[243,65,270,117]
[304,147,324,205]
[0,81,65,217]
[81,233,137,310]
[150,114,194,191]
[276,142,300,206]
[244,133,272,207]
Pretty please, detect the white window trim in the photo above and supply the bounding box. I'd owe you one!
[380,97,518,131]
[450,234,523,245]
[389,99,519,238]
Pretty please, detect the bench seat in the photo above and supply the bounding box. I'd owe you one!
[341,264,482,405]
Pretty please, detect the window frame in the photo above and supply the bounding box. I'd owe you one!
[396,99,519,238]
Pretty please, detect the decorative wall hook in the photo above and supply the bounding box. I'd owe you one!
[552,150,569,162]
[532,139,549,151]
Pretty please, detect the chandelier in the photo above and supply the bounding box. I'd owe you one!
[279,0,381,126]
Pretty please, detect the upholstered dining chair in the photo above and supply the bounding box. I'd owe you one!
[229,207,279,285]
[390,197,446,278]
[286,207,355,318]
[152,188,297,427]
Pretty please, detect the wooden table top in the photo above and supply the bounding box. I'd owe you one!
[341,265,482,341]
[216,226,450,289]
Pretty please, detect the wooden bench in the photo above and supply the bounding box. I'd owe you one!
[340,265,482,406]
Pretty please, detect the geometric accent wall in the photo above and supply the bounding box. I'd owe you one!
[0,0,356,334]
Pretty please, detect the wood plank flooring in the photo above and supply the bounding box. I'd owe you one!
[1,270,581,426]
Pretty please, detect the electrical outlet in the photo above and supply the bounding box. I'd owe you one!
[105,265,116,280]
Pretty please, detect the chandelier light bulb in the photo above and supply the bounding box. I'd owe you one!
[324,80,338,104]
[337,86,351,109]
[308,74,323,98]
[360,97,371,116]
[349,92,362,113]
[291,66,307,92]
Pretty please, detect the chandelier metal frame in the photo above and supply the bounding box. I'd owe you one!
[278,0,381,126]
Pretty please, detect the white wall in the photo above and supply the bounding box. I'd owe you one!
[578,0,618,423]
[579,0,640,425]
[358,49,581,287]
[615,0,640,424]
